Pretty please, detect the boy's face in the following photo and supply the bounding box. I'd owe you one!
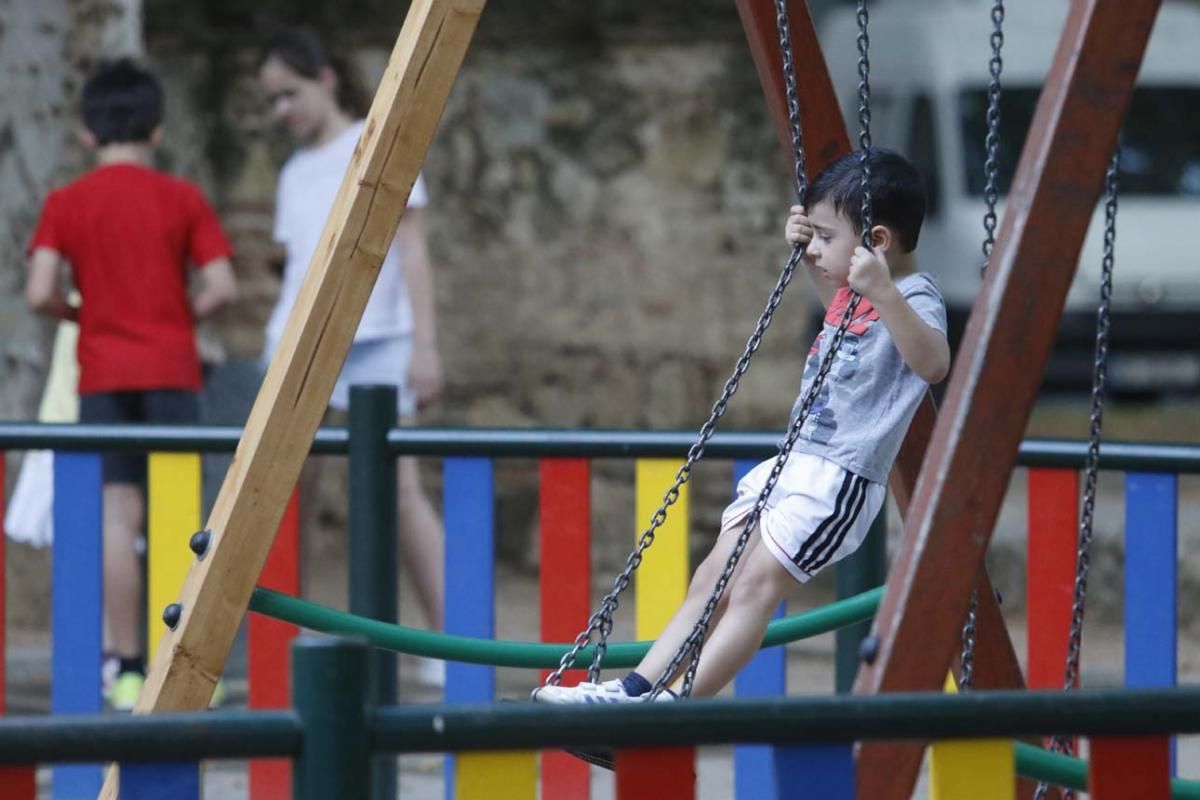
[803,200,860,287]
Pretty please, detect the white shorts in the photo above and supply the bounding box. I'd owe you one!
[329,335,415,416]
[720,453,885,583]
[264,334,415,417]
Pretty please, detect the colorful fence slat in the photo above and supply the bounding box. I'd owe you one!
[538,458,592,799]
[1088,736,1170,800]
[1124,472,1178,772]
[145,452,203,792]
[52,452,103,799]
[445,458,535,800]
[773,744,855,799]
[929,739,1014,800]
[633,459,689,639]
[731,458,785,800]
[1027,468,1079,691]
[119,763,200,799]
[616,748,696,800]
[146,453,202,659]
[620,459,693,791]
[929,673,1015,800]
[0,453,36,799]
[249,489,301,800]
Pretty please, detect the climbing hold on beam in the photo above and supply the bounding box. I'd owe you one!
[163,603,183,630]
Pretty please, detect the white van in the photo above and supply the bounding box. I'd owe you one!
[817,1,1200,393]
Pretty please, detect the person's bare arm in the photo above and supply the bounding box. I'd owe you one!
[397,209,443,409]
[849,246,950,384]
[191,257,238,320]
[25,248,78,322]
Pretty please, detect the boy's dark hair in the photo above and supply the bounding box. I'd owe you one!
[261,26,369,118]
[807,148,927,252]
[81,59,163,146]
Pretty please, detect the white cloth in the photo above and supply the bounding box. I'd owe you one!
[721,453,885,583]
[6,319,80,547]
[265,119,428,353]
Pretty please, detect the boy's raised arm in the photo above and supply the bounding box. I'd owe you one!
[850,246,949,385]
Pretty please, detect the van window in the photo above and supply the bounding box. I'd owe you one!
[907,94,942,216]
[960,86,1200,196]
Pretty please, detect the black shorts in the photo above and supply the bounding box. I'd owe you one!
[78,390,200,485]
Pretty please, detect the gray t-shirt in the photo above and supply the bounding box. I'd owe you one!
[788,272,947,484]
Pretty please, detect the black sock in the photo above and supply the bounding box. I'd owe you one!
[118,656,146,676]
[621,671,653,697]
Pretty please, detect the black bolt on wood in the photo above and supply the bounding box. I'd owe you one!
[189,529,212,559]
[163,603,183,630]
[859,634,881,665]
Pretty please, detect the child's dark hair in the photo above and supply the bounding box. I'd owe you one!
[261,26,369,118]
[81,59,163,146]
[807,148,927,252]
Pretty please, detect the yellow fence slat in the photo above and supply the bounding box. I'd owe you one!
[635,459,689,639]
[929,672,1015,799]
[455,752,536,799]
[147,452,202,659]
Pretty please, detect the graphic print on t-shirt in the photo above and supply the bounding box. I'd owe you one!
[793,290,882,445]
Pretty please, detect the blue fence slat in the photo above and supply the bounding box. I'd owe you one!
[774,743,855,799]
[731,458,786,799]
[52,452,104,799]
[119,763,200,799]
[443,457,495,799]
[1125,471,1178,773]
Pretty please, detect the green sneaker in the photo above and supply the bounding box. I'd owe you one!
[108,671,144,711]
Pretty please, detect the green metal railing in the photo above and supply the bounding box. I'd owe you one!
[2,423,1199,472]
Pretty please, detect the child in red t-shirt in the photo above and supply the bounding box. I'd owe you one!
[25,59,239,710]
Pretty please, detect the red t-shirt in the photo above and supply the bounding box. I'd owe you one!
[28,163,233,393]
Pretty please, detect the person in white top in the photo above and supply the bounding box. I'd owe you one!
[259,27,446,685]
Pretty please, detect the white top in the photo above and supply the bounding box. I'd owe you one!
[266,120,428,351]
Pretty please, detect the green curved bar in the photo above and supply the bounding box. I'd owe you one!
[1015,742,1200,798]
[248,585,883,669]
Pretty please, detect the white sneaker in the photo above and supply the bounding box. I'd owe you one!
[531,679,675,705]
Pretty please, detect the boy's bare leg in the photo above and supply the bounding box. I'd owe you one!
[102,482,144,660]
[684,532,793,697]
[397,454,444,630]
[633,521,756,687]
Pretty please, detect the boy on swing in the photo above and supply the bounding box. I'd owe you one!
[534,148,949,704]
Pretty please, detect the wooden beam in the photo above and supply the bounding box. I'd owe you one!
[852,2,1161,799]
[736,2,1031,792]
[734,0,850,175]
[98,0,485,796]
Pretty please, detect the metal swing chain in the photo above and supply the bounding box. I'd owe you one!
[980,0,1006,268]
[647,0,874,701]
[542,0,814,688]
[1032,147,1120,800]
[960,0,1005,692]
